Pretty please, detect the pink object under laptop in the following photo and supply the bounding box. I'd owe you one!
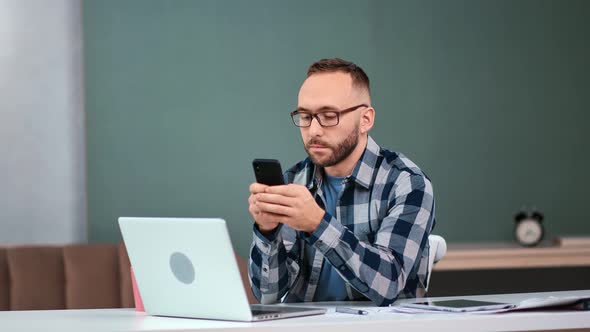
[131,267,144,311]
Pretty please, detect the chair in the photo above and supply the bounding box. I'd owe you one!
[426,234,447,292]
[0,243,134,311]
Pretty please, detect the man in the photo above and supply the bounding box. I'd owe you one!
[248,58,436,306]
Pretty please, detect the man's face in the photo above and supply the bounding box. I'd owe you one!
[296,72,363,168]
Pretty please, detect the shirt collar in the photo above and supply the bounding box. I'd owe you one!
[349,135,380,189]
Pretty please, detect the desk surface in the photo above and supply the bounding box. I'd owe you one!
[1,290,589,332]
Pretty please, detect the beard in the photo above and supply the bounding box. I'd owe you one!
[304,124,360,168]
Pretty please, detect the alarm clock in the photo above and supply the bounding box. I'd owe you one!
[514,210,544,247]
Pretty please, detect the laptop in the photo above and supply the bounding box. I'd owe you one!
[118,217,326,321]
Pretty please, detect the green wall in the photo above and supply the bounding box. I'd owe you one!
[84,0,590,256]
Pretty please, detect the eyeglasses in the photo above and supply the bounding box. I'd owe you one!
[290,104,368,127]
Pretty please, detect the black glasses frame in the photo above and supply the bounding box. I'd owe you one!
[290,104,368,127]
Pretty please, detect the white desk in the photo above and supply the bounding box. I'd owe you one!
[1,290,589,332]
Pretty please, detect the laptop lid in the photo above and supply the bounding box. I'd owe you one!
[118,217,326,321]
[119,217,254,321]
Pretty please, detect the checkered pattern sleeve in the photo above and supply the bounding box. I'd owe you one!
[307,172,435,306]
[248,224,300,304]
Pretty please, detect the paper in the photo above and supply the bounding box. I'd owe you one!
[512,296,587,310]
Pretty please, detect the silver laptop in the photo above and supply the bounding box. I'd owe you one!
[118,217,326,321]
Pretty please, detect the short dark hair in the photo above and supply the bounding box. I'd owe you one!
[307,58,370,93]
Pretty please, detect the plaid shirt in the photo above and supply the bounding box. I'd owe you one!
[249,136,436,306]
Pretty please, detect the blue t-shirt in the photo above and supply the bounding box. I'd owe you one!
[313,175,349,301]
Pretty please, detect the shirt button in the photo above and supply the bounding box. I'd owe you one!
[262,267,268,272]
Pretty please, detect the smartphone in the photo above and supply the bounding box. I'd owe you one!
[252,159,285,186]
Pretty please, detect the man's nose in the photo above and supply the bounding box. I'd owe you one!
[308,116,324,136]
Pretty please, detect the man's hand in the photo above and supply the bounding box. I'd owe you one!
[252,184,325,234]
[249,183,280,234]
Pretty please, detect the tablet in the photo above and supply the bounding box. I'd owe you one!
[401,299,515,312]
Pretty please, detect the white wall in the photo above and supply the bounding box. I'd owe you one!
[0,0,86,243]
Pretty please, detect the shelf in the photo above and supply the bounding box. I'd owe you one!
[433,242,590,271]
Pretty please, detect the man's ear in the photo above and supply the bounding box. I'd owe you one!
[360,107,375,134]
